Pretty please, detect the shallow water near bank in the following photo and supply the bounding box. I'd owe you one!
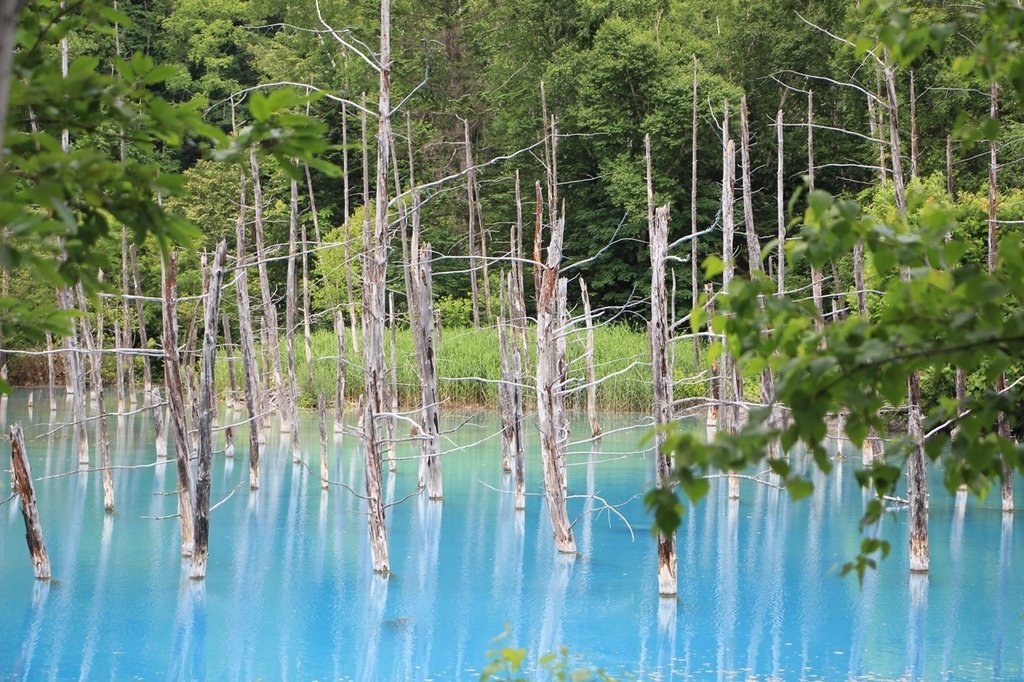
[0,389,1021,680]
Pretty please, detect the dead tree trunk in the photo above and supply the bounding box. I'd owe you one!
[511,171,529,358]
[340,103,360,352]
[740,97,775,410]
[334,309,346,433]
[10,424,51,580]
[190,240,227,580]
[650,204,677,597]
[361,0,393,575]
[120,226,135,406]
[318,392,329,490]
[234,168,262,489]
[721,128,741,500]
[464,119,481,328]
[776,108,785,296]
[163,252,196,557]
[76,287,113,512]
[536,214,575,554]
[807,91,825,329]
[411,240,443,499]
[884,59,928,573]
[987,82,1014,513]
[222,313,238,410]
[113,318,126,412]
[58,288,89,464]
[497,278,514,474]
[301,179,316,396]
[153,385,166,460]
[386,292,398,473]
[45,332,56,412]
[580,278,601,439]
[250,149,288,433]
[691,55,701,377]
[909,70,919,180]
[285,177,302,462]
[129,245,153,402]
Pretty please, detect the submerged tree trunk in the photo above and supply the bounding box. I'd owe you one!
[76,287,114,512]
[360,0,394,575]
[386,292,398,473]
[234,170,262,490]
[120,226,134,406]
[497,279,513,476]
[691,55,701,380]
[411,239,443,500]
[987,82,1014,513]
[58,288,89,465]
[163,253,196,557]
[740,97,775,411]
[191,240,227,580]
[650,204,677,597]
[222,313,238,410]
[580,278,601,439]
[10,424,51,580]
[45,332,56,413]
[129,245,153,402]
[885,59,928,573]
[536,213,575,554]
[334,309,347,434]
[250,149,288,434]
[286,177,302,462]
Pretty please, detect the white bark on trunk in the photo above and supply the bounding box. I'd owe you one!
[162,253,196,557]
[411,238,442,500]
[650,205,677,597]
[580,278,601,439]
[536,212,575,554]
[250,149,289,433]
[286,177,302,462]
[190,240,227,580]
[885,58,927,572]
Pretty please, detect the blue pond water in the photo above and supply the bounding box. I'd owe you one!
[0,389,1021,680]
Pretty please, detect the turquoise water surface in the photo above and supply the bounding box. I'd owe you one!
[0,389,1021,680]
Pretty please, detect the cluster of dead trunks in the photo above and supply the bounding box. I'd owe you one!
[8,24,1014,601]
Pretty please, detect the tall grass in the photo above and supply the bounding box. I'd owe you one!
[215,323,717,413]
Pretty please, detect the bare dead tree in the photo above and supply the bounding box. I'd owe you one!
[884,57,928,573]
[650,204,677,597]
[250,149,289,434]
[234,171,263,489]
[162,252,196,557]
[191,240,227,580]
[10,423,51,580]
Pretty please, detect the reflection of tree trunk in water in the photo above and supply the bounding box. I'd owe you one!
[715,496,739,677]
